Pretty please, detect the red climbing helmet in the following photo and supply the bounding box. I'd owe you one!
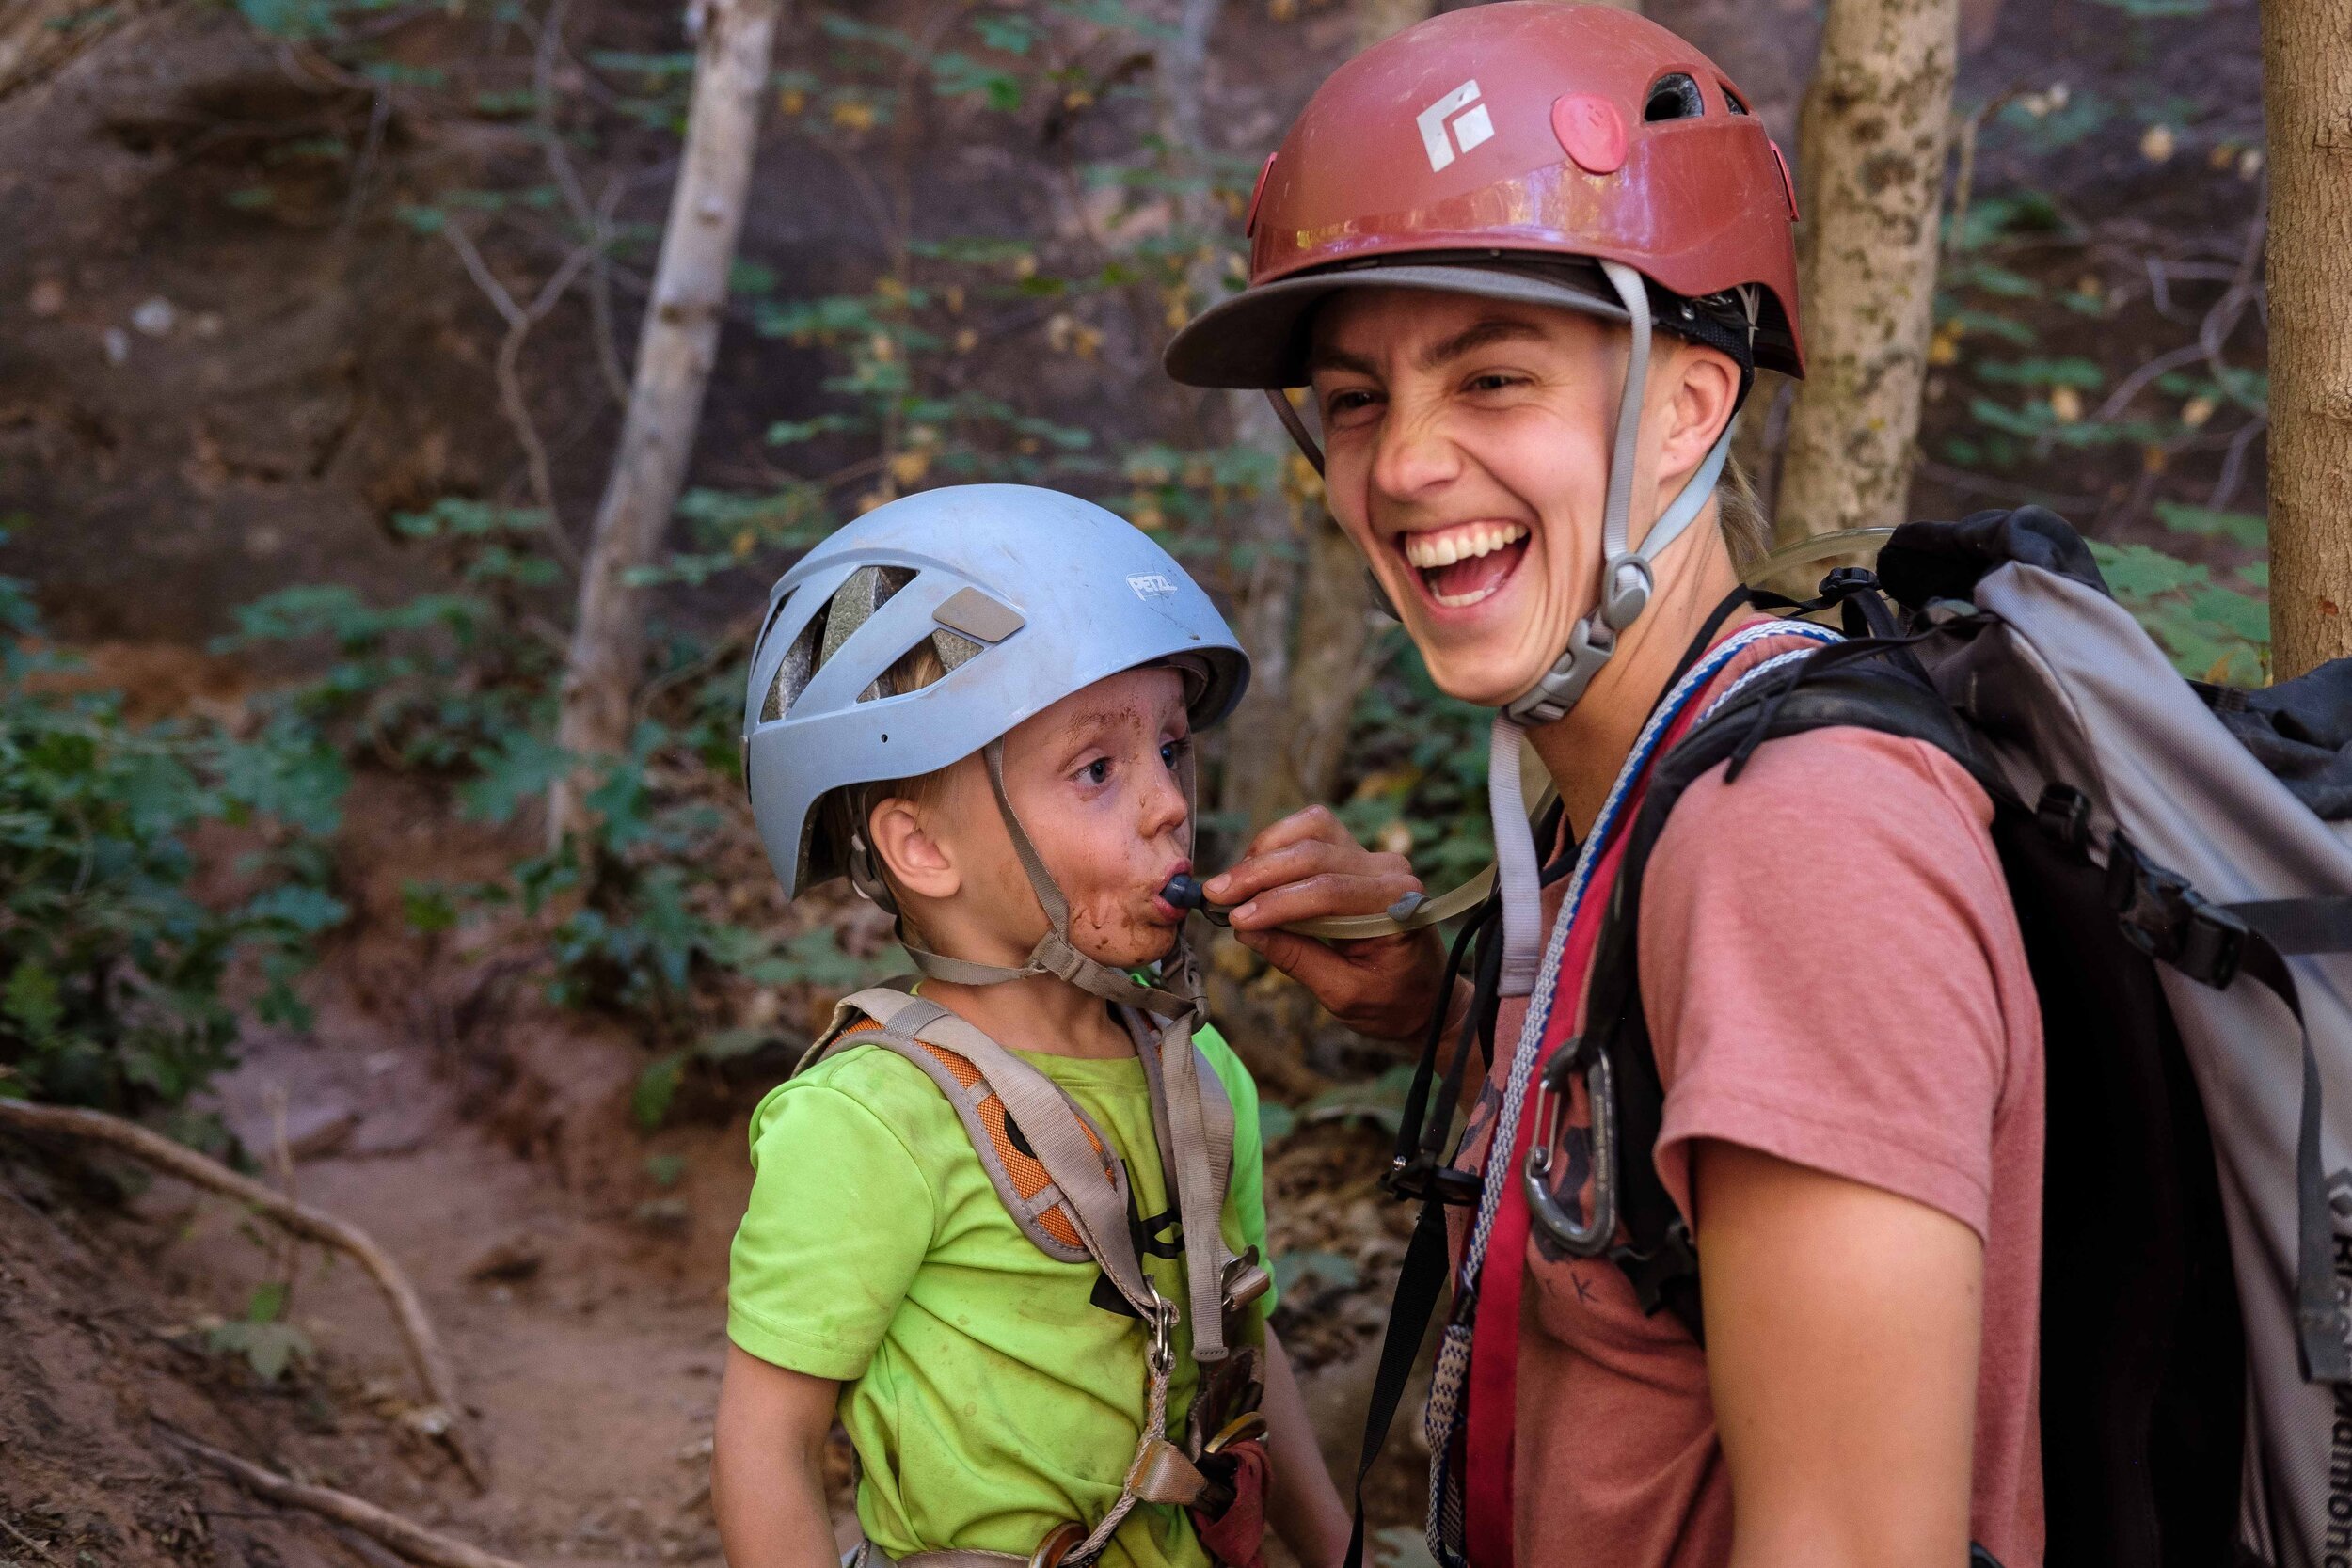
[1164,1,1804,390]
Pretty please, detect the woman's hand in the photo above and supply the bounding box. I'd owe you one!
[1204,805,1449,1040]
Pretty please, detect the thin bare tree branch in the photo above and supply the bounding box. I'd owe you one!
[167,1431,523,1568]
[0,1100,485,1491]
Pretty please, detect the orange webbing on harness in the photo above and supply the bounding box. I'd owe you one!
[837,1016,1114,1252]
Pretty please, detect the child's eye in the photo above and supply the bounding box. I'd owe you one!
[1160,737,1189,769]
[1080,757,1111,785]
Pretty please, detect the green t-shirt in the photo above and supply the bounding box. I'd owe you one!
[726,1018,1276,1568]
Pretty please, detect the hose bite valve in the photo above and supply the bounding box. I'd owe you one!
[1159,872,1234,927]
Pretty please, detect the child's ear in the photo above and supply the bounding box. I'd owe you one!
[868,797,960,901]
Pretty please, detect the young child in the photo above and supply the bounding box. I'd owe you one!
[715,484,1350,1568]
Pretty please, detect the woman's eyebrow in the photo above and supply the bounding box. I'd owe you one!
[1305,341,1378,378]
[1418,317,1548,371]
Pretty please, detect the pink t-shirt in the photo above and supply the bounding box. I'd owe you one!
[1452,650,2046,1567]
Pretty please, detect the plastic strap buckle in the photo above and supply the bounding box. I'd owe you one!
[2106,833,2246,989]
[1382,1153,1485,1207]
[1607,1218,1698,1318]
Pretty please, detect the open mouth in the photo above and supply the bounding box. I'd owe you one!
[1399,521,1531,610]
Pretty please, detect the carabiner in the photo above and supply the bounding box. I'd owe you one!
[1144,1278,1175,1374]
[1524,1044,1617,1257]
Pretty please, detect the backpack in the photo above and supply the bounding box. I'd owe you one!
[1353,508,2352,1568]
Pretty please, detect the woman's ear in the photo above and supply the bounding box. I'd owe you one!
[867,796,960,902]
[1654,342,1741,492]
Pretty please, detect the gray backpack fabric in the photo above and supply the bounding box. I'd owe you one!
[1576,510,2352,1566]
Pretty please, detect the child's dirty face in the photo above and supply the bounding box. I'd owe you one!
[982,665,1195,969]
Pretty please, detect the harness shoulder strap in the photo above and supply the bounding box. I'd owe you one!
[802,990,1151,1292]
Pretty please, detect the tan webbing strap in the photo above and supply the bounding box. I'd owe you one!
[1129,1010,1235,1362]
[875,993,1162,1322]
[856,1545,1030,1568]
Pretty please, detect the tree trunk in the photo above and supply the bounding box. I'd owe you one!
[554,0,783,804]
[1156,0,1302,831]
[2261,0,2352,678]
[1771,0,1959,540]
[1276,506,1387,812]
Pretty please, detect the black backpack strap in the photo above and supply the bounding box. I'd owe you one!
[1580,640,1994,1339]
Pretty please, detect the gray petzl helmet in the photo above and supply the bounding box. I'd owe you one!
[742,483,1249,905]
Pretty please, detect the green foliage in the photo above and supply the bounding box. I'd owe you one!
[206,1280,312,1383]
[1337,632,1498,895]
[2090,541,2267,686]
[2153,502,2266,550]
[0,563,337,1111]
[230,0,405,41]
[1295,1063,1422,1137]
[1272,1248,1360,1297]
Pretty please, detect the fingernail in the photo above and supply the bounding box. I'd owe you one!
[1203,875,1229,897]
[1232,901,1256,923]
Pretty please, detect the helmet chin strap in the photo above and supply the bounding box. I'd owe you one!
[893,739,1203,1020]
[884,739,1242,1359]
[1488,261,1736,993]
[1254,263,1739,995]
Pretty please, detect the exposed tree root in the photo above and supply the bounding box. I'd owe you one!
[166,1431,525,1568]
[0,1099,487,1490]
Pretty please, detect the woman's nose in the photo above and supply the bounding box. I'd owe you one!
[1369,400,1463,499]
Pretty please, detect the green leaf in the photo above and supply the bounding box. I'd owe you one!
[1272,1249,1360,1296]
[2153,501,2266,549]
[401,881,461,935]
[459,732,572,825]
[633,1053,685,1131]
[5,959,62,1041]
[206,1316,311,1383]
[241,883,350,936]
[1973,356,2106,389]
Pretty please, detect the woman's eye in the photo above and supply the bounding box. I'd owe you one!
[1323,388,1378,419]
[1467,372,1523,394]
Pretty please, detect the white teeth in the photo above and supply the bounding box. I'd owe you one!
[1433,582,1502,609]
[1402,521,1528,571]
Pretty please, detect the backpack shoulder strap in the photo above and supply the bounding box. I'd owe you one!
[1586,651,1992,1338]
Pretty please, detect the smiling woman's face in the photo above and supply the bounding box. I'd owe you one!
[1309,289,1651,707]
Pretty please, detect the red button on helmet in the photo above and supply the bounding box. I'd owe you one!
[1165,2,1804,389]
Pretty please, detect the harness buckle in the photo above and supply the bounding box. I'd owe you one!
[1382,1153,1484,1206]
[1220,1248,1272,1312]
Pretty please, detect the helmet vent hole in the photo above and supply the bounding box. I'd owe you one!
[1644,74,1705,123]
[857,629,977,704]
[762,616,822,722]
[1721,83,1750,116]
